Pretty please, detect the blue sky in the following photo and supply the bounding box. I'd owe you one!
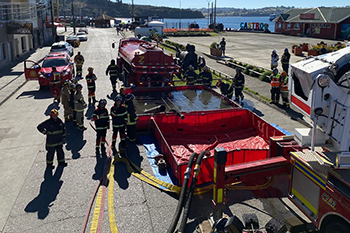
[121,0,348,9]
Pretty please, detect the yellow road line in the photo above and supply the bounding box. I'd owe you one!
[90,187,102,233]
[108,162,118,233]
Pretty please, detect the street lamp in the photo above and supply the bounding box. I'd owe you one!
[179,1,181,29]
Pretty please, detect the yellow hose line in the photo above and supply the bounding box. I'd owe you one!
[108,162,118,233]
[90,187,102,233]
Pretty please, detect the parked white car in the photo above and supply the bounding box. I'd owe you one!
[77,32,88,41]
[50,41,74,56]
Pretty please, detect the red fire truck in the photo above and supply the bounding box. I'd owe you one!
[116,38,181,87]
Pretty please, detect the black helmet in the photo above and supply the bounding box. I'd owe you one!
[111,59,115,65]
[125,93,135,101]
[76,83,83,89]
[99,99,107,106]
[273,68,279,74]
[114,95,123,102]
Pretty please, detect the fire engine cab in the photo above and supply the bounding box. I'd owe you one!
[288,46,350,232]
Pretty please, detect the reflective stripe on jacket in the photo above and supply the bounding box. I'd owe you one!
[37,118,66,147]
[271,74,281,88]
[280,76,289,92]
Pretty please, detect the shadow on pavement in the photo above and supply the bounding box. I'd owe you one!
[106,91,117,101]
[285,107,304,121]
[24,166,65,219]
[17,90,52,100]
[92,154,107,180]
[85,105,95,120]
[65,122,86,159]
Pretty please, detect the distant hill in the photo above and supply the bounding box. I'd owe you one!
[61,0,204,19]
[198,6,294,17]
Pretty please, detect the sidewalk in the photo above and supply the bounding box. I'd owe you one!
[0,28,72,107]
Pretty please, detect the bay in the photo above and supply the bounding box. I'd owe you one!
[163,16,275,32]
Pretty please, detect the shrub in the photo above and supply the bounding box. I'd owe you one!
[238,62,243,66]
[210,42,218,48]
[252,67,260,72]
[245,65,254,70]
[259,75,270,82]
[263,70,273,76]
[243,69,250,74]
[249,71,255,76]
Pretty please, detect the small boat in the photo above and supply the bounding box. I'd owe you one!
[269,13,277,21]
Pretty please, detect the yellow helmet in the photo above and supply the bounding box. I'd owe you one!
[88,67,94,72]
[50,109,59,116]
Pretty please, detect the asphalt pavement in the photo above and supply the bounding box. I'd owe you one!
[0,27,316,233]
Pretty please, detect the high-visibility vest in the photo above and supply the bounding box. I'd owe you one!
[271,74,281,88]
[50,71,61,85]
[280,76,289,92]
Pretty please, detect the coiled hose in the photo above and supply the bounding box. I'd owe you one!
[178,151,207,233]
[167,152,198,233]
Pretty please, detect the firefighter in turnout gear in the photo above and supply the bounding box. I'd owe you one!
[281,48,290,73]
[92,99,110,154]
[270,68,281,104]
[125,93,138,143]
[74,52,85,77]
[183,65,197,85]
[216,79,234,100]
[86,67,97,105]
[110,95,127,149]
[50,67,62,102]
[61,80,72,121]
[233,68,245,104]
[280,71,290,108]
[37,109,67,169]
[199,66,212,87]
[74,84,87,130]
[69,83,77,125]
[105,59,121,92]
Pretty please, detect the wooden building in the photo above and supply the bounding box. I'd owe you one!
[275,7,350,40]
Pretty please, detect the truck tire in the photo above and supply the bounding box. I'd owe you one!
[243,213,259,230]
[324,221,350,233]
[225,215,244,233]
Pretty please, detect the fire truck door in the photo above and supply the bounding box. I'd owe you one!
[289,164,321,221]
[24,60,40,81]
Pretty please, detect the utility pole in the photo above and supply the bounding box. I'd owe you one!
[50,0,56,42]
[179,1,181,29]
[131,0,134,22]
[214,0,217,31]
[63,0,67,32]
[206,0,210,28]
[71,0,76,34]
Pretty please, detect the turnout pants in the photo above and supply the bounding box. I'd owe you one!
[282,64,289,73]
[46,145,65,165]
[96,129,107,150]
[88,86,96,103]
[110,76,118,91]
[112,126,126,147]
[50,84,61,100]
[281,91,290,107]
[271,88,280,103]
[76,110,84,129]
[234,88,244,102]
[76,65,82,76]
[126,124,137,142]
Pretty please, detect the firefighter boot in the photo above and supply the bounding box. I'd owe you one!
[88,97,91,105]
[58,162,68,167]
[112,85,116,92]
[111,141,116,150]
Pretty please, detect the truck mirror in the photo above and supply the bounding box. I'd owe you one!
[112,43,115,49]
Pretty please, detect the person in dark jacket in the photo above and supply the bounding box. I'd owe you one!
[219,38,226,56]
[199,66,212,87]
[281,48,291,73]
[92,99,109,154]
[105,59,121,92]
[110,95,127,149]
[37,109,67,169]
[86,67,97,105]
[216,79,234,99]
[233,68,245,104]
[183,65,197,85]
[124,93,138,143]
[68,83,77,125]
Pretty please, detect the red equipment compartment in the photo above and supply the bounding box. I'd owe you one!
[150,108,284,185]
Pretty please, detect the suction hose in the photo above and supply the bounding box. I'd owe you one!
[167,152,198,233]
[178,151,207,233]
[169,108,185,120]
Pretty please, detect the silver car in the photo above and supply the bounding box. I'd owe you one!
[50,41,74,56]
[77,32,88,41]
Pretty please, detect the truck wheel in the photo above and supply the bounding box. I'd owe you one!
[265,217,287,233]
[243,213,259,230]
[324,221,350,233]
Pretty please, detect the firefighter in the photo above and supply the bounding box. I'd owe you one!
[271,50,279,70]
[92,99,110,154]
[270,68,281,104]
[183,65,197,85]
[69,83,77,125]
[86,67,97,105]
[198,56,206,72]
[125,93,138,143]
[199,66,212,87]
[105,59,121,92]
[50,66,62,102]
[37,109,67,169]
[74,52,85,78]
[119,86,126,103]
[219,37,226,56]
[61,80,72,121]
[110,95,127,149]
[233,68,245,104]
[74,84,87,130]
[216,79,234,100]
[280,71,290,108]
[281,48,290,74]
